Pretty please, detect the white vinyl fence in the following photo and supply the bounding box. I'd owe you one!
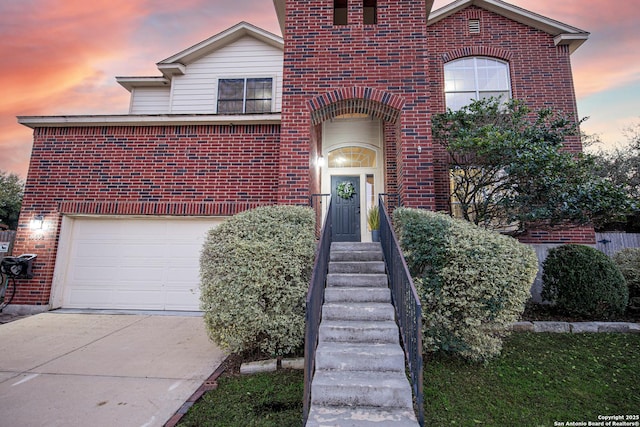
[528,233,640,303]
[595,232,640,257]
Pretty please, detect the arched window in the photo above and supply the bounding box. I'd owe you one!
[327,146,376,168]
[444,57,511,111]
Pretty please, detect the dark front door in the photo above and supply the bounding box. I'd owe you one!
[331,175,361,242]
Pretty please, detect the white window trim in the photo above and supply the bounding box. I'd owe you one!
[216,76,276,114]
[444,57,512,109]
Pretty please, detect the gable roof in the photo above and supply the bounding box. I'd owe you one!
[156,21,283,77]
[116,21,284,91]
[428,0,589,53]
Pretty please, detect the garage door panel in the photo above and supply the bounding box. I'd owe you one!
[163,290,200,311]
[59,217,220,311]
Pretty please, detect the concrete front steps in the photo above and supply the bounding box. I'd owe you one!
[306,242,419,427]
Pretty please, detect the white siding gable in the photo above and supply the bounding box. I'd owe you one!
[169,36,283,114]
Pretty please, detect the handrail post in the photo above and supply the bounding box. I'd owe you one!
[303,197,333,425]
[378,194,424,426]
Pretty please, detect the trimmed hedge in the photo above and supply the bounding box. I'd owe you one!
[613,248,640,310]
[541,244,628,319]
[393,208,538,362]
[199,205,316,356]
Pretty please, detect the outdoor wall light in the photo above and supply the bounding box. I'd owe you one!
[317,156,325,168]
[30,215,44,231]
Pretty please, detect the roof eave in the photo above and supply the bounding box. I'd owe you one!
[157,22,283,67]
[115,77,171,92]
[428,0,589,53]
[17,113,282,129]
[554,33,590,54]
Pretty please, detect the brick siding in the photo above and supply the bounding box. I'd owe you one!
[12,124,281,304]
[279,0,435,209]
[426,5,593,243]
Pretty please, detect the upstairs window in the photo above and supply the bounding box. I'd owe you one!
[363,0,377,24]
[334,0,348,25]
[444,57,511,111]
[217,78,273,114]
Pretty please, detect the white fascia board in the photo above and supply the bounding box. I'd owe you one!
[157,63,186,77]
[17,114,282,129]
[116,76,171,92]
[554,33,589,54]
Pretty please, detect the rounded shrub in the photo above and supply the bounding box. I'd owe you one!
[199,205,316,356]
[541,244,628,319]
[612,247,640,311]
[393,208,538,362]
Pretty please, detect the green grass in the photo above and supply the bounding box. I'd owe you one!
[424,333,640,426]
[177,370,304,427]
[178,334,640,427]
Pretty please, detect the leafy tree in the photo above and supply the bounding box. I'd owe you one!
[0,170,24,230]
[432,98,631,233]
[590,121,640,231]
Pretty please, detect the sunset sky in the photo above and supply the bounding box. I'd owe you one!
[1,0,638,178]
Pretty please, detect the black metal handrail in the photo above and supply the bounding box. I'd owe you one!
[303,197,333,424]
[378,195,424,426]
[379,192,401,212]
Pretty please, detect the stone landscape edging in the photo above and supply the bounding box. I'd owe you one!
[512,321,640,334]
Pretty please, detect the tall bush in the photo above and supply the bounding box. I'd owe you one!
[393,208,538,362]
[541,244,628,319]
[612,247,640,311]
[200,205,316,356]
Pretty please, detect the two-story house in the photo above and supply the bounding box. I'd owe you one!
[13,0,591,313]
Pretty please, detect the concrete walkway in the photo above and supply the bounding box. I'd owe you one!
[0,312,225,427]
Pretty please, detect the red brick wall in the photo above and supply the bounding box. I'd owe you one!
[279,0,435,209]
[12,124,281,305]
[426,6,594,243]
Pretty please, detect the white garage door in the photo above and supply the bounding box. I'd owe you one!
[55,217,222,311]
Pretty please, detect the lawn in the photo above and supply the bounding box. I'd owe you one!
[178,333,640,427]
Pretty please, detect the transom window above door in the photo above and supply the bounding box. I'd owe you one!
[217,78,273,114]
[444,57,511,111]
[328,146,376,168]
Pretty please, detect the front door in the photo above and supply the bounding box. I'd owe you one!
[331,175,361,242]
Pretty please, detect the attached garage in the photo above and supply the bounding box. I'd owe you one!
[51,216,223,311]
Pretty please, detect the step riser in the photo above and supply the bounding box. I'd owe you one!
[331,242,381,252]
[322,305,395,322]
[324,288,391,303]
[327,274,388,288]
[316,352,405,372]
[330,251,383,262]
[329,262,386,274]
[306,407,418,427]
[319,324,399,344]
[311,384,413,408]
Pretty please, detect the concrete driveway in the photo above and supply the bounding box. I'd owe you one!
[0,312,225,427]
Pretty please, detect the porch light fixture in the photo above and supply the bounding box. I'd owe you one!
[30,215,44,230]
[317,156,325,168]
